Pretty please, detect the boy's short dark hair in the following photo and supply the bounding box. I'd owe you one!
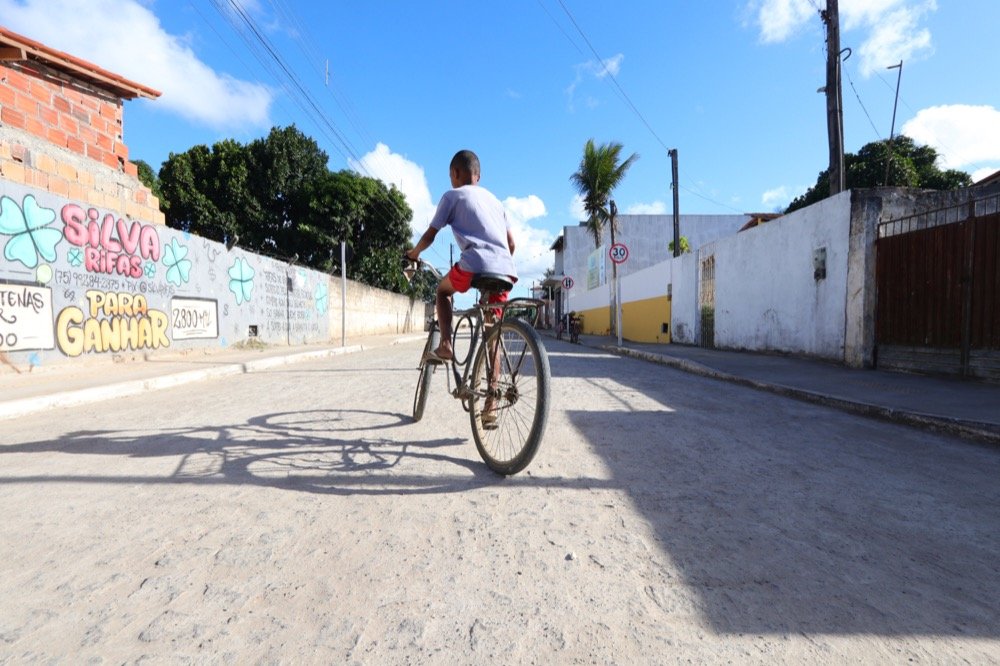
[450,150,480,177]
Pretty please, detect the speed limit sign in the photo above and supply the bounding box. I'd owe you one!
[609,243,629,264]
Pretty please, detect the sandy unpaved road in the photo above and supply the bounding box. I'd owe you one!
[1,339,998,664]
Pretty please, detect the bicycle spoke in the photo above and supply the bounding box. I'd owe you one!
[469,319,549,475]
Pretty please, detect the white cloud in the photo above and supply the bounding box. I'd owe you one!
[902,104,1000,170]
[504,194,546,221]
[855,3,934,76]
[971,167,999,183]
[595,54,624,79]
[566,53,625,111]
[762,186,790,208]
[503,195,555,283]
[753,0,815,43]
[569,194,587,221]
[0,0,273,129]
[349,144,434,239]
[748,0,936,75]
[626,201,667,215]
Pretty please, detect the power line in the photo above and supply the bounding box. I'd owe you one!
[262,0,403,184]
[209,0,419,237]
[555,0,671,155]
[845,66,882,140]
[543,0,745,214]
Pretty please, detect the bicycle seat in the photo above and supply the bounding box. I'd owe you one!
[471,273,513,293]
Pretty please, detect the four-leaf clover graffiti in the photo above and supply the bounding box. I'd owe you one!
[228,256,255,305]
[162,238,192,286]
[0,195,61,269]
[67,247,84,267]
[314,281,328,315]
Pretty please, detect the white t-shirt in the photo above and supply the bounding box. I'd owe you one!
[430,185,518,280]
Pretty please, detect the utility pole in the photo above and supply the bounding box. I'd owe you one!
[669,149,680,257]
[610,199,622,346]
[340,240,347,347]
[822,0,845,195]
[883,61,903,186]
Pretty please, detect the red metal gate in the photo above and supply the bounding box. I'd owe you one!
[876,194,1000,380]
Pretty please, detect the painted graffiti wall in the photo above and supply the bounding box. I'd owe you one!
[0,182,330,368]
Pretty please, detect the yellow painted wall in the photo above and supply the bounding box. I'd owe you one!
[622,295,672,343]
[576,306,611,335]
[572,296,671,342]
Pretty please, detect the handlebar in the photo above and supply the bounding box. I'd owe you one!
[402,255,443,283]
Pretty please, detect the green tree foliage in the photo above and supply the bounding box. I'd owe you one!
[786,136,973,213]
[159,139,254,246]
[569,139,639,248]
[668,236,691,254]
[157,125,417,294]
[308,169,413,291]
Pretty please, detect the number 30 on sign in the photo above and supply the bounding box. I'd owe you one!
[609,243,629,264]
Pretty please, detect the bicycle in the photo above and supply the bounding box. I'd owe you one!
[568,312,582,344]
[405,259,551,476]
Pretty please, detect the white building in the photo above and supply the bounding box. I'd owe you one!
[546,213,754,343]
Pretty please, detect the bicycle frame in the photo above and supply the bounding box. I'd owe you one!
[446,296,543,407]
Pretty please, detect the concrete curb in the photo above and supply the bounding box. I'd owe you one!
[0,344,365,422]
[603,345,1000,446]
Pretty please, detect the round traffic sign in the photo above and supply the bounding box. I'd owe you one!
[562,276,574,289]
[609,243,629,264]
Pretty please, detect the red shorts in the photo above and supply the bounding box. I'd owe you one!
[448,264,510,304]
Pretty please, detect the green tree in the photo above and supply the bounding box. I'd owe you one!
[157,125,417,293]
[159,139,254,246]
[246,125,329,253]
[786,136,972,213]
[569,139,639,248]
[668,236,691,254]
[307,169,413,290]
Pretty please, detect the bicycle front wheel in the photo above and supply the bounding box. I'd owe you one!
[469,318,550,475]
[412,327,439,422]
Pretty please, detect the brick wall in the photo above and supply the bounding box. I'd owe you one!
[0,57,163,225]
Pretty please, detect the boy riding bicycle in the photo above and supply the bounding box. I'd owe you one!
[405,149,517,363]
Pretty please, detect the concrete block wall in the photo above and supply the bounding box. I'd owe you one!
[0,180,425,371]
[667,252,698,345]
[710,192,853,359]
[328,278,425,340]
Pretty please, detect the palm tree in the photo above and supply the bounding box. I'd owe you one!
[569,139,638,339]
[569,139,639,248]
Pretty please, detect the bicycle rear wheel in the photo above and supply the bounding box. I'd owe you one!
[412,327,439,422]
[469,318,550,475]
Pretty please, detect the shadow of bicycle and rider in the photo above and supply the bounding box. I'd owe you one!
[0,406,609,497]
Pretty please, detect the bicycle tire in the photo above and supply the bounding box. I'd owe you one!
[468,318,550,475]
[412,327,439,422]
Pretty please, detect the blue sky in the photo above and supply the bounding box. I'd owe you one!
[3,0,999,296]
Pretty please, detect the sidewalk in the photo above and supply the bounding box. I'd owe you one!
[0,333,426,422]
[542,330,1000,445]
